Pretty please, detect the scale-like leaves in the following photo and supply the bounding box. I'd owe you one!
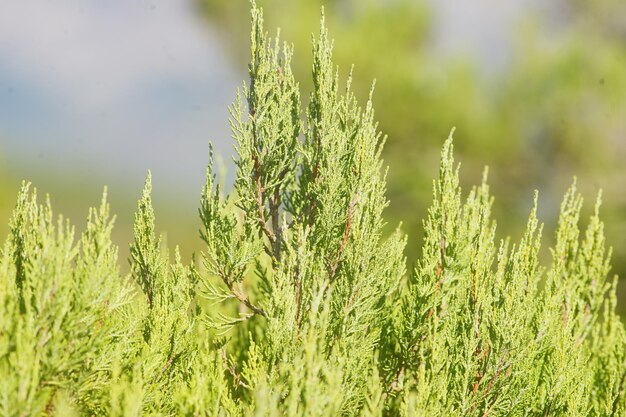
[0,3,624,416]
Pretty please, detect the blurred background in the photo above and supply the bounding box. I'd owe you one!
[0,0,624,307]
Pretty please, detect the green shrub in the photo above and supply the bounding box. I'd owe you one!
[1,3,624,415]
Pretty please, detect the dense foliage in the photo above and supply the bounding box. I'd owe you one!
[198,0,626,281]
[1,4,625,415]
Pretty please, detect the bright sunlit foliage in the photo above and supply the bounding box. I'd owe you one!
[1,3,624,416]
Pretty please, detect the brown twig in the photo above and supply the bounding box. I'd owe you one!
[45,389,57,416]
[146,274,154,309]
[270,186,280,250]
[473,339,490,394]
[161,352,181,374]
[306,131,323,227]
[468,348,508,416]
[216,264,266,318]
[485,350,508,397]
[345,286,361,312]
[219,348,250,389]
[427,235,447,320]
[390,367,405,392]
[542,397,554,417]
[253,153,277,246]
[327,197,358,280]
[228,281,267,318]
[294,274,302,327]
[277,66,283,87]
[268,166,290,261]
[96,299,109,328]
[436,235,446,278]
[561,301,570,328]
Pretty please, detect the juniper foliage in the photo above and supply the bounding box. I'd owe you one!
[1,3,625,416]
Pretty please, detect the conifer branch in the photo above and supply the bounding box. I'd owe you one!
[328,196,358,280]
[294,265,302,328]
[230,282,266,318]
[216,263,266,318]
[161,352,181,375]
[253,153,276,246]
[269,166,289,261]
[219,348,250,389]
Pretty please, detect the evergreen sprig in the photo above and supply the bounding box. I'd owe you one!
[0,2,624,416]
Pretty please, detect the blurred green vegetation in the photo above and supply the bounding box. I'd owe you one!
[0,154,204,269]
[197,0,626,285]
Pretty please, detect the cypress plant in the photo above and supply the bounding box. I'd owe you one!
[0,2,624,415]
